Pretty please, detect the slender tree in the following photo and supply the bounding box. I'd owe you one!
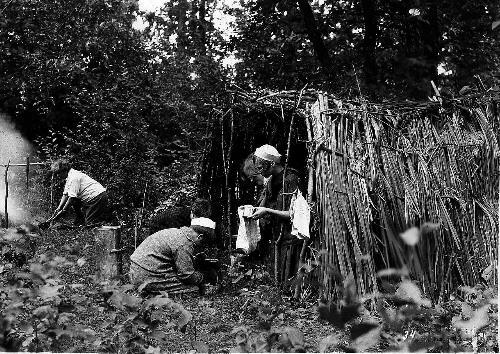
[296,0,332,74]
[360,0,378,89]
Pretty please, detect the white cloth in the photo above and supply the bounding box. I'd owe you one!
[290,190,310,239]
[254,144,281,163]
[64,169,106,203]
[236,205,261,254]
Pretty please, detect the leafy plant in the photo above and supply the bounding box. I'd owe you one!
[315,226,498,352]
[0,228,194,353]
[97,283,193,352]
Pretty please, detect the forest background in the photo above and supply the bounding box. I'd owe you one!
[0,0,499,223]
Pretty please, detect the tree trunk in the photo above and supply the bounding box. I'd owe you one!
[198,0,207,56]
[176,0,189,57]
[422,0,440,86]
[296,0,332,74]
[401,0,440,99]
[360,0,378,89]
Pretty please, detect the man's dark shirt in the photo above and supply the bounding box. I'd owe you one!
[259,168,301,241]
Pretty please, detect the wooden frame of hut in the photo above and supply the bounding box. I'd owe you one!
[199,88,499,302]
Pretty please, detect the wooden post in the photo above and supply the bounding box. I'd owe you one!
[139,181,148,230]
[222,102,235,256]
[497,171,499,285]
[0,162,46,167]
[134,210,138,250]
[50,171,54,211]
[94,226,123,280]
[25,155,30,202]
[226,109,234,256]
[4,161,10,228]
[25,155,30,191]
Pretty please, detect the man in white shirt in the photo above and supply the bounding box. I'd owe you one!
[46,159,111,226]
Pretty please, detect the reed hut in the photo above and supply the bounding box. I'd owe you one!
[198,87,499,302]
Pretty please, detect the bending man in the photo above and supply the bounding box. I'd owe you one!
[129,198,218,296]
[47,159,111,226]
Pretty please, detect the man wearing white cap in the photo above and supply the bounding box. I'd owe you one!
[129,198,218,295]
[249,144,302,264]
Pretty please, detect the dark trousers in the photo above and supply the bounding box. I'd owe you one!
[73,191,111,225]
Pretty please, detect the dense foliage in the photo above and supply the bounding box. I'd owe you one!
[0,0,229,221]
[229,0,500,98]
[1,0,498,220]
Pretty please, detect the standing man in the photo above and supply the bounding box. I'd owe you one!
[240,153,269,206]
[46,159,111,226]
[249,144,302,279]
[129,198,218,296]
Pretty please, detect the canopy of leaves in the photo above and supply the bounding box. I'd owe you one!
[228,0,500,98]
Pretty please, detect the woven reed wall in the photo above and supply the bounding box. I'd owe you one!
[310,94,499,302]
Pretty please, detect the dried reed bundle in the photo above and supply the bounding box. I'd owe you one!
[311,94,498,302]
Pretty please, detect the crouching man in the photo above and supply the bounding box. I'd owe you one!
[129,198,218,296]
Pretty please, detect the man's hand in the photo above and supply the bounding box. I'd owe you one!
[46,208,61,222]
[194,252,207,269]
[250,207,269,220]
[47,209,58,220]
[50,207,69,223]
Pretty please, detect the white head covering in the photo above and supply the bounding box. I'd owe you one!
[254,144,281,163]
[191,217,216,230]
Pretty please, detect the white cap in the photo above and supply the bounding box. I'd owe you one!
[254,144,281,163]
[191,217,216,230]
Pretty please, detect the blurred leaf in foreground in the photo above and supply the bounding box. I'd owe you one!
[453,305,490,338]
[399,227,420,246]
[395,280,431,307]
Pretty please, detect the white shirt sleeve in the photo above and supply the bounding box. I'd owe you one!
[63,170,80,198]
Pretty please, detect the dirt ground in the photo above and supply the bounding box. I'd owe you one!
[19,226,346,352]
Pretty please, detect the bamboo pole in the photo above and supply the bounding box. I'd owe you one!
[220,110,227,250]
[226,108,235,256]
[275,102,290,284]
[138,181,149,232]
[4,161,10,228]
[293,109,314,300]
[0,162,46,167]
[134,211,138,249]
[26,155,30,195]
[26,155,30,201]
[50,171,54,211]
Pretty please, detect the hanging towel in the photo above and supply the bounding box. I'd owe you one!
[236,205,261,254]
[290,190,310,239]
